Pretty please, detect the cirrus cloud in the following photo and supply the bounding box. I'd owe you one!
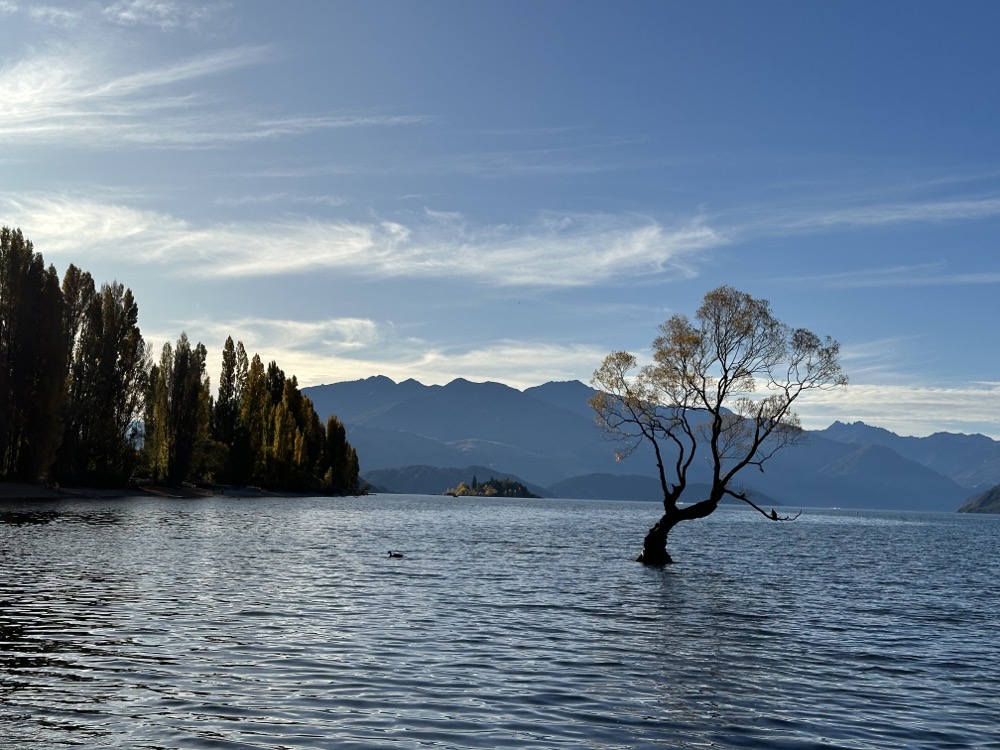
[1,193,727,287]
[795,381,1000,439]
[150,313,610,392]
[0,43,430,148]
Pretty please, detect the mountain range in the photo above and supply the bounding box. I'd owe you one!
[302,377,1000,512]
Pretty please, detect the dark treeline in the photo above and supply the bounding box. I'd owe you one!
[0,226,359,493]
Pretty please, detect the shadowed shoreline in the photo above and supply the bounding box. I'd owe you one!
[0,481,314,502]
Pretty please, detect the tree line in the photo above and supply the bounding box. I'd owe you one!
[0,226,360,493]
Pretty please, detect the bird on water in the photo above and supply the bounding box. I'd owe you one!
[388,550,404,558]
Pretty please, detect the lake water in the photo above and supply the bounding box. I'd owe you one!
[1,494,998,749]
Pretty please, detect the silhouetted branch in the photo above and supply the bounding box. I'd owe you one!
[726,487,801,521]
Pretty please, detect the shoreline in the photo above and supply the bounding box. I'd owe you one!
[0,482,318,502]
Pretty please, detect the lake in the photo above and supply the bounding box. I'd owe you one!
[1,494,998,749]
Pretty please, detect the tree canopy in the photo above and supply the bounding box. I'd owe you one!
[591,285,847,564]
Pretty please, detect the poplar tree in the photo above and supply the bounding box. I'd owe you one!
[59,278,148,484]
[0,227,66,480]
[169,334,212,484]
[324,414,360,494]
[240,353,269,484]
[144,346,172,482]
[215,336,239,447]
[143,333,211,484]
[221,340,252,483]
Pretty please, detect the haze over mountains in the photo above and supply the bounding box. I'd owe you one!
[302,377,1000,512]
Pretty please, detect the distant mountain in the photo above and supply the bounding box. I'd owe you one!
[523,380,598,420]
[546,473,667,501]
[819,421,1000,490]
[545,475,765,505]
[304,376,974,511]
[958,484,1000,513]
[343,424,473,470]
[306,375,429,424]
[757,440,966,511]
[305,377,626,486]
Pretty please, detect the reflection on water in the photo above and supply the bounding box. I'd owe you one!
[1,495,999,749]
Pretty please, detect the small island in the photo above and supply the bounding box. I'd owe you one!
[444,475,540,498]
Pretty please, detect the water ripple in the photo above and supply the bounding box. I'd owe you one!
[1,496,999,748]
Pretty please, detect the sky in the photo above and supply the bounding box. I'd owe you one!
[1,0,999,439]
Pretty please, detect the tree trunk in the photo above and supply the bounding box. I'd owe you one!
[636,512,678,565]
[636,498,721,565]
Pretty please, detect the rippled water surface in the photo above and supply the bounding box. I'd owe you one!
[1,494,998,749]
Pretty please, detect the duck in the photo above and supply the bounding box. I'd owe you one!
[387,550,404,558]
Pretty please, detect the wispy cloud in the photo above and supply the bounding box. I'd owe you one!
[153,314,608,391]
[0,44,430,148]
[800,336,1000,437]
[27,5,82,26]
[0,44,261,145]
[796,381,1000,439]
[248,139,639,180]
[835,336,926,381]
[435,138,647,178]
[731,191,1000,242]
[102,0,225,31]
[175,316,387,357]
[2,193,727,286]
[213,193,349,208]
[9,185,999,290]
[402,340,607,389]
[7,1,202,30]
[778,196,1000,231]
[0,194,187,256]
[774,262,1000,289]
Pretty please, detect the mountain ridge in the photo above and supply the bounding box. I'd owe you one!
[304,376,996,511]
[819,420,1000,490]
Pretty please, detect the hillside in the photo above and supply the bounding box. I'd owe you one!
[958,484,1000,513]
[304,377,976,511]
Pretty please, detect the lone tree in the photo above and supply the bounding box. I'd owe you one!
[590,286,847,565]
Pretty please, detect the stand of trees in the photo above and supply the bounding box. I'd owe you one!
[0,226,359,494]
[144,334,359,493]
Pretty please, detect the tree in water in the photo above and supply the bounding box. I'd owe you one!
[590,286,847,565]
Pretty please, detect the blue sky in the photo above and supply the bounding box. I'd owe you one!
[2,1,999,438]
